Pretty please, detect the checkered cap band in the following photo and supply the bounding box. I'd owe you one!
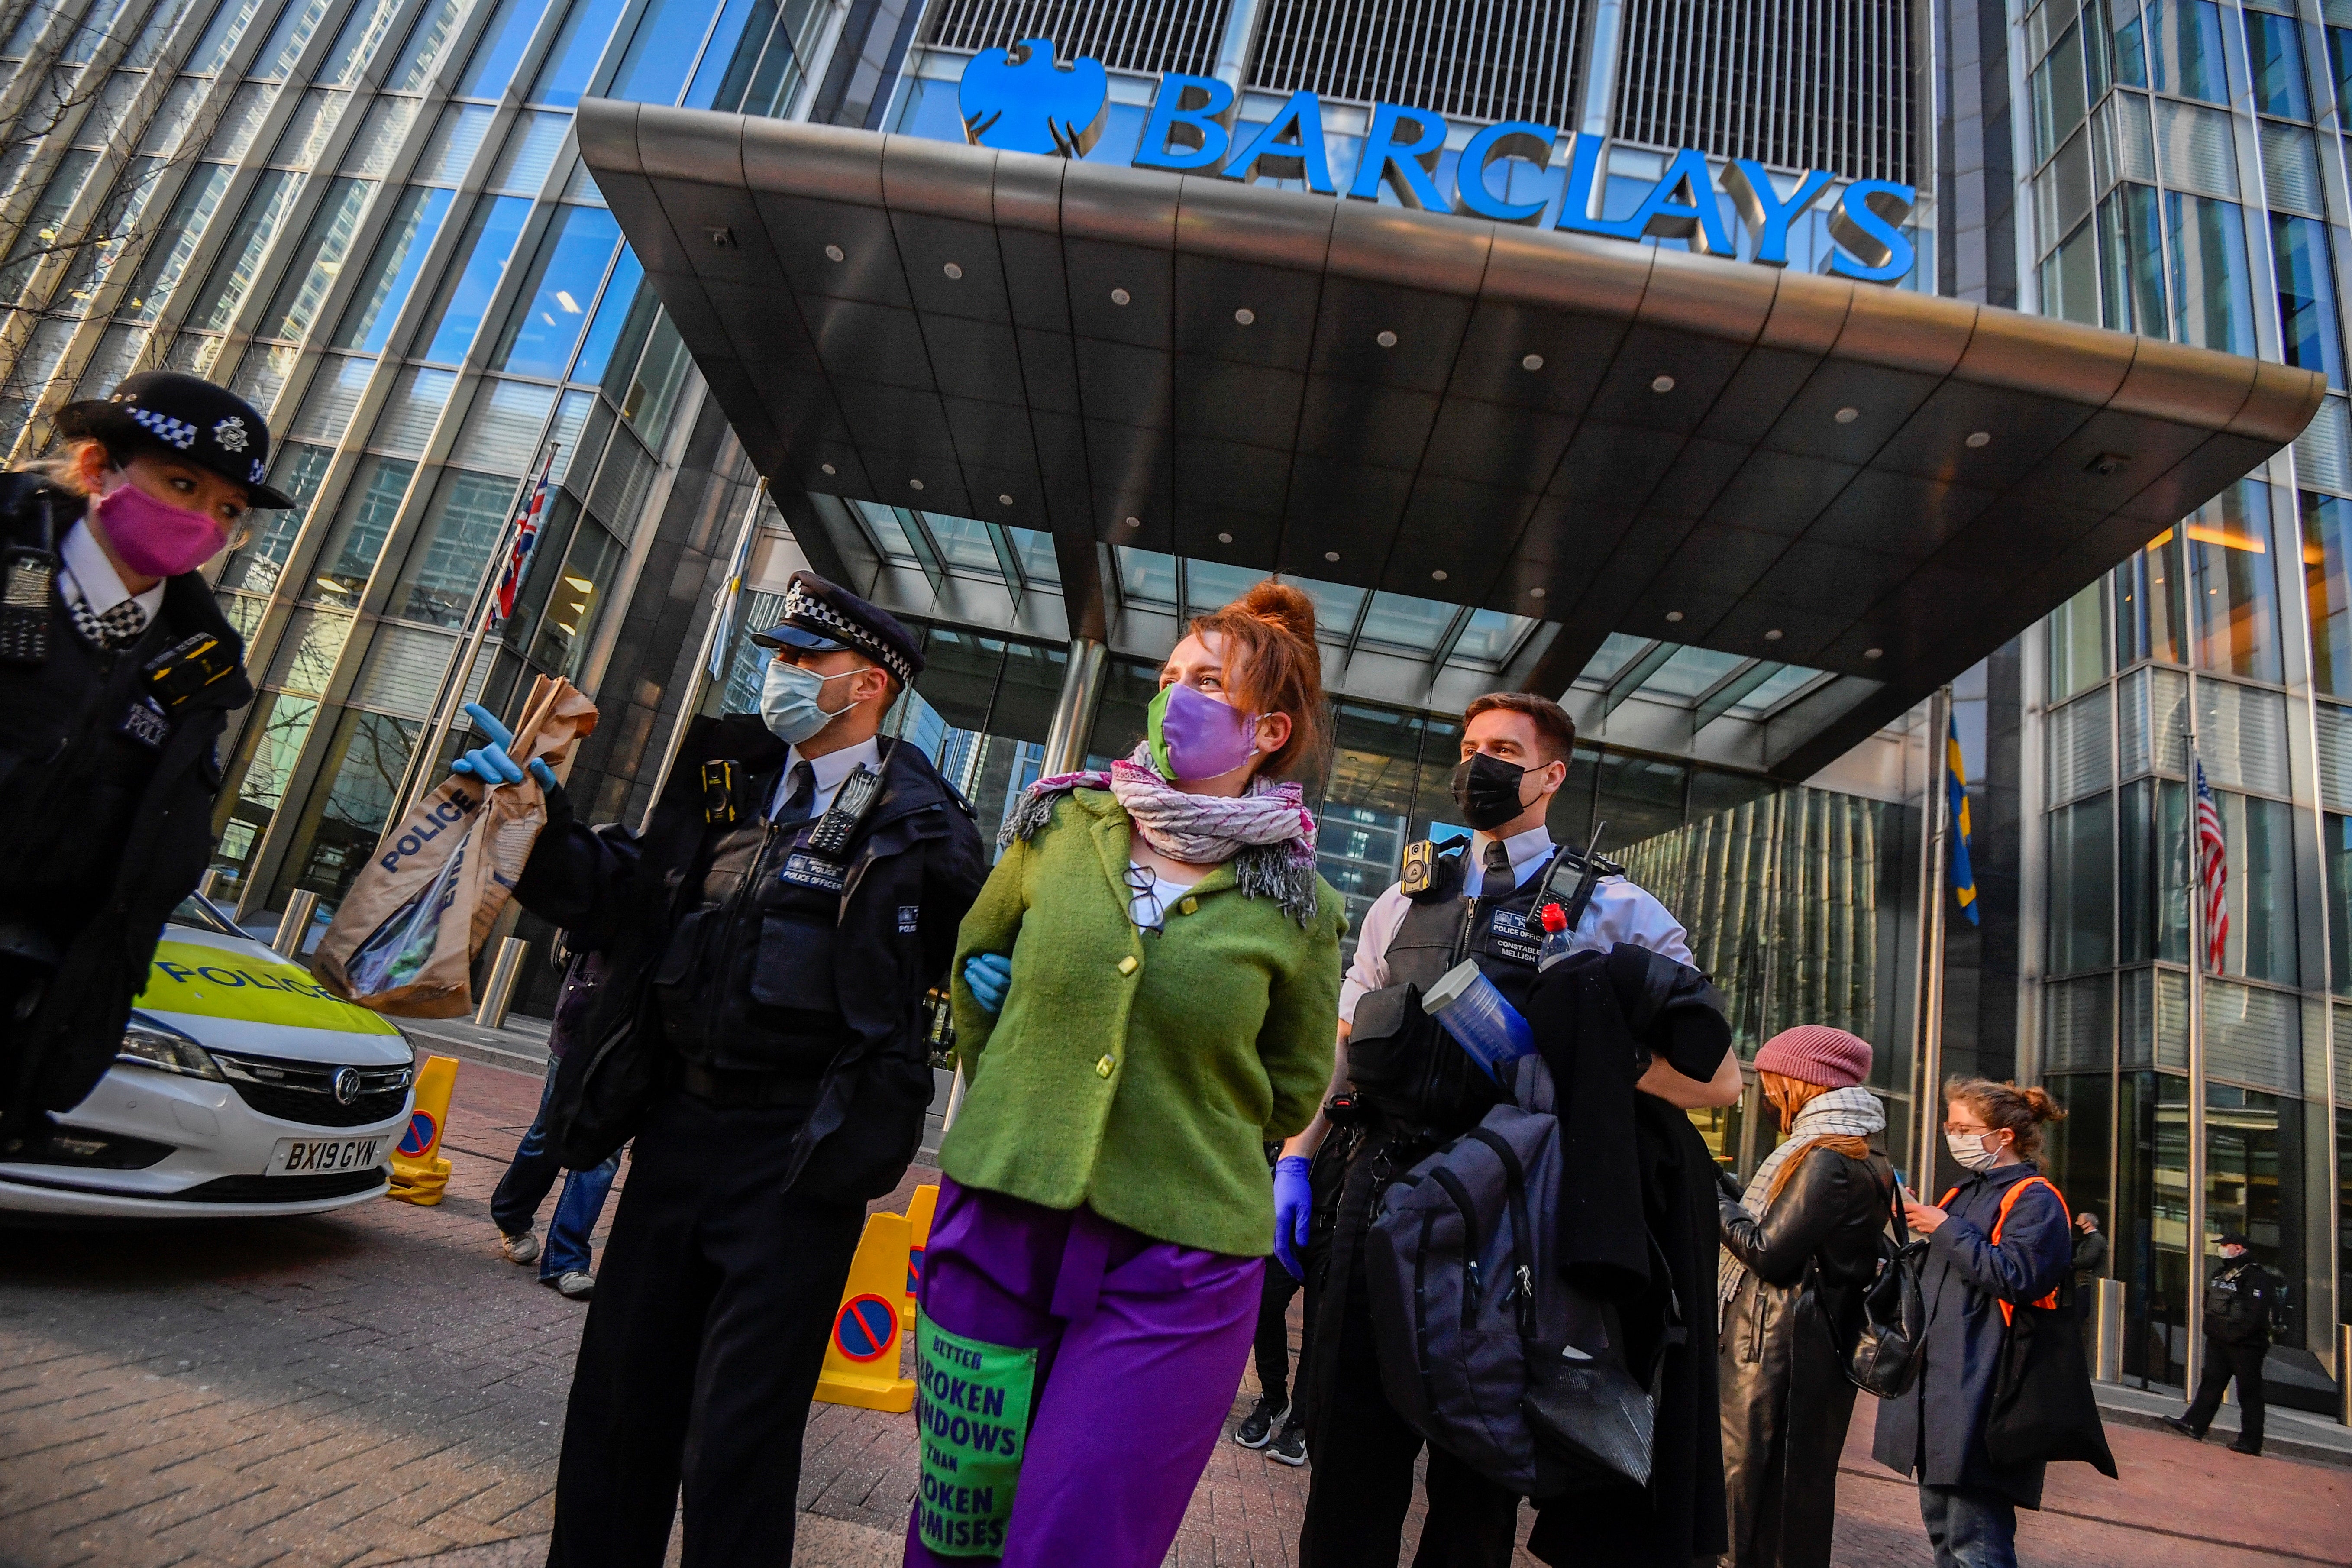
[782,583,913,687]
[129,407,199,449]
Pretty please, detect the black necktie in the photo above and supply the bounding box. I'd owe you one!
[773,761,816,826]
[1482,841,1515,896]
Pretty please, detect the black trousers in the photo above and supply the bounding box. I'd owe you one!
[1255,1257,1303,1406]
[546,1089,865,1568]
[1297,1251,1519,1568]
[2184,1335,2268,1451]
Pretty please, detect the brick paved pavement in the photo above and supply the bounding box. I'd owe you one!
[2,1051,2345,1568]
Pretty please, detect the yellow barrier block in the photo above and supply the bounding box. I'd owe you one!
[386,1053,458,1206]
[902,1182,939,1332]
[816,1211,915,1412]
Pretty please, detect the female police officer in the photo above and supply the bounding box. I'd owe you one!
[0,371,291,1149]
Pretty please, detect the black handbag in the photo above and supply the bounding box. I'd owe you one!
[1984,1241,2120,1474]
[1842,1175,1928,1398]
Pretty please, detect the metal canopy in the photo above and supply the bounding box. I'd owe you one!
[575,99,2323,778]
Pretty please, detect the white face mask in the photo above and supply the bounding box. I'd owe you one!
[1946,1129,2007,1172]
[760,660,856,745]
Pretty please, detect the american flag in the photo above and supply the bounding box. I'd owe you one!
[486,451,555,630]
[2194,759,2229,972]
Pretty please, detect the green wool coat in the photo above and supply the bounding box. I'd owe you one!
[940,788,1345,1258]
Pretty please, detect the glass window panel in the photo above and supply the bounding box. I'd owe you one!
[252,174,370,341]
[2246,10,2310,119]
[2333,26,2352,116]
[229,339,299,411]
[386,0,470,89]
[546,387,595,482]
[1636,644,1745,702]
[0,148,98,302]
[1281,573,1365,640]
[2119,778,2185,963]
[1726,663,1826,718]
[268,87,349,167]
[416,100,494,181]
[125,0,206,65]
[608,0,714,105]
[570,245,641,381]
[1359,590,1457,651]
[216,439,331,593]
[318,0,403,84]
[2048,792,2115,973]
[2049,579,2105,700]
[1577,631,1655,685]
[372,364,456,452]
[341,97,417,176]
[2146,0,2227,102]
[2305,492,2352,697]
[2216,791,2299,983]
[850,498,920,562]
[2113,527,2186,666]
[529,515,620,676]
[1450,609,1535,666]
[565,162,603,204]
[57,0,133,61]
[617,306,689,443]
[1007,524,1057,584]
[413,193,530,362]
[2260,121,2323,217]
[456,0,544,94]
[286,710,421,912]
[2042,217,2097,323]
[119,165,232,317]
[0,0,44,53]
[489,109,570,193]
[2271,215,2342,390]
[185,0,267,72]
[690,0,821,115]
[489,204,618,376]
[287,353,369,442]
[72,322,146,396]
[139,78,205,155]
[249,0,332,78]
[1594,749,1687,851]
[2326,812,2352,993]
[206,81,280,159]
[1114,545,1177,608]
[2153,97,2237,197]
[989,639,1067,742]
[2032,21,2088,166]
[451,377,556,472]
[164,329,226,377]
[918,510,1001,574]
[331,184,449,350]
[392,467,512,625]
[1179,557,1261,617]
[528,0,628,107]
[74,74,145,149]
[2201,1086,2303,1345]
[2165,192,2254,356]
[183,167,304,331]
[315,453,416,596]
[2184,481,2281,681]
[1082,658,1159,769]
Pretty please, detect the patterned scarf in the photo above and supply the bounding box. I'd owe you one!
[998,744,1321,926]
[1715,1084,1885,1326]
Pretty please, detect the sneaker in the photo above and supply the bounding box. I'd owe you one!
[500,1229,540,1265]
[2160,1415,2203,1441]
[1269,1414,1307,1466]
[1233,1393,1286,1449]
[541,1270,594,1300]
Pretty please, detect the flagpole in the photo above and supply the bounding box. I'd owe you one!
[640,476,767,832]
[2184,729,2209,1397]
[1915,684,1952,1190]
[384,446,557,836]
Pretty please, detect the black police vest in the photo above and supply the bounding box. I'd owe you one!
[1347,842,1560,1138]
[646,760,854,1080]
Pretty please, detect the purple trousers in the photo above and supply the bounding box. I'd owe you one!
[901,1177,1261,1568]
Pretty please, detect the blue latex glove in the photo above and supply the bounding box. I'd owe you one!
[963,952,1011,1015]
[450,701,556,790]
[1273,1154,1312,1281]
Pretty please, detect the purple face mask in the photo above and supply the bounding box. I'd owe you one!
[1147,681,1260,781]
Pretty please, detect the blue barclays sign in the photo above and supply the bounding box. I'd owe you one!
[956,41,1916,284]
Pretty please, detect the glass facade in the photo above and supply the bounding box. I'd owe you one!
[2021,0,2347,1408]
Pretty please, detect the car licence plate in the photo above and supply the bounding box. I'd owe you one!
[267,1135,388,1176]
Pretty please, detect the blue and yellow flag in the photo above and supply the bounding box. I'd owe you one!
[1946,714,1979,926]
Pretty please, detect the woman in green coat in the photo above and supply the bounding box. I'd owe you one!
[901,582,1343,1568]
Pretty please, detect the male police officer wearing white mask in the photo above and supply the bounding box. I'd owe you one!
[468,571,985,1568]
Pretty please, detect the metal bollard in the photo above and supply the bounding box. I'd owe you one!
[2339,1323,2351,1427]
[271,889,318,957]
[474,937,531,1030]
[2093,1278,2125,1383]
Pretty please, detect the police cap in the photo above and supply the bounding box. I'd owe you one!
[2218,1229,2251,1248]
[53,370,298,508]
[750,571,922,688]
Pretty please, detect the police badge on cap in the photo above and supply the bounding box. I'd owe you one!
[52,371,298,509]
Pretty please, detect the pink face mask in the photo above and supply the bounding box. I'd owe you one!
[94,478,229,579]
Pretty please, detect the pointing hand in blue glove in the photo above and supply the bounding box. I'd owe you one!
[1273,1153,1312,1281]
[450,701,557,791]
[962,952,1011,1015]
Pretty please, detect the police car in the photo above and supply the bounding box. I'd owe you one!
[0,894,416,1220]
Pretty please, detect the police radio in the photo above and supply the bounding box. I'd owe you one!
[0,491,64,665]
[1534,820,1611,939]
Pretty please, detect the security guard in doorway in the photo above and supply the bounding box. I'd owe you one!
[480,572,985,1568]
[2164,1229,2284,1456]
[1285,691,1741,1567]
[0,372,289,1148]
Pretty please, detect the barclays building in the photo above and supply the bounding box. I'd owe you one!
[0,0,2341,1411]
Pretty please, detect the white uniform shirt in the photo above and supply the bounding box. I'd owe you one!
[59,520,165,624]
[766,734,881,820]
[1337,826,1693,1025]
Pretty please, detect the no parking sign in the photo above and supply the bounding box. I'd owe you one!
[834,1294,899,1363]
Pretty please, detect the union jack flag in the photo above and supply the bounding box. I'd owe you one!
[2194,759,2229,972]
[486,452,555,630]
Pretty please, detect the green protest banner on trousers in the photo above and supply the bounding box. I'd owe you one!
[915,1319,1037,1556]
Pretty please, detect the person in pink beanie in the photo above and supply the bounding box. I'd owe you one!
[1715,1027,1896,1567]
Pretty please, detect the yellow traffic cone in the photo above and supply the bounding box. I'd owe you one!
[816,1211,915,1412]
[902,1183,939,1332]
[386,1054,458,1206]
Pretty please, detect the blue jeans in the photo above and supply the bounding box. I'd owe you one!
[489,1060,619,1278]
[1917,1484,2018,1568]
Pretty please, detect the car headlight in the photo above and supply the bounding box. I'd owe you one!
[116,1014,225,1080]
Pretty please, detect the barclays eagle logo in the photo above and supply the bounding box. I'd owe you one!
[959,39,1108,158]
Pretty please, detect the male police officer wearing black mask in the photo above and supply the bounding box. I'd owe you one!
[472,572,985,1568]
[1285,692,1741,1567]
